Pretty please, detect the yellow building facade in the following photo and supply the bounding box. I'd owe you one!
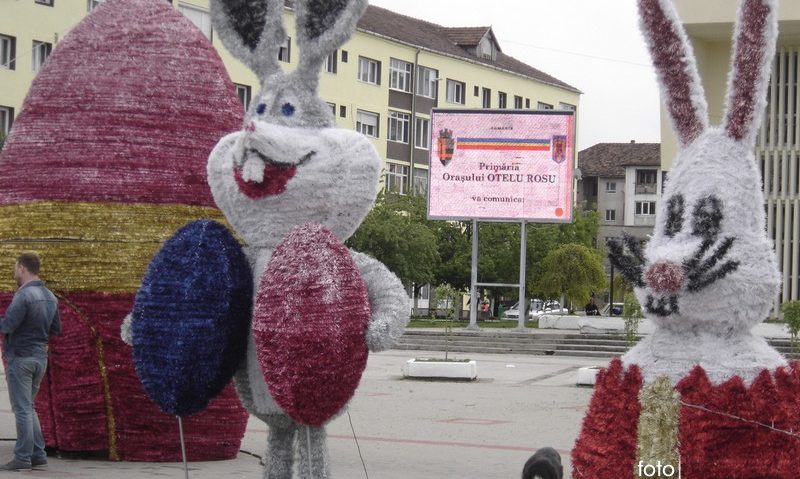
[666,0,800,310]
[0,0,580,195]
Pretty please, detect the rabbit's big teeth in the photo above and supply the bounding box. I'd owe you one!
[645,261,685,294]
[242,156,265,183]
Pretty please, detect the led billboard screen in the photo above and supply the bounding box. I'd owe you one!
[427,110,576,222]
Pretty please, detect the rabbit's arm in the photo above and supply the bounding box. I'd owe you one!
[349,250,411,352]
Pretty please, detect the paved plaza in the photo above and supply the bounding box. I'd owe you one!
[0,349,600,478]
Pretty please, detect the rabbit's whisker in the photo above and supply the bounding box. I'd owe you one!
[683,237,739,292]
[687,260,741,293]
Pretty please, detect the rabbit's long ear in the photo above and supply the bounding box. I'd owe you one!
[293,0,368,90]
[639,0,709,146]
[723,0,779,145]
[210,0,286,78]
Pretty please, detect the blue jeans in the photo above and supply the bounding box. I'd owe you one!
[6,357,47,464]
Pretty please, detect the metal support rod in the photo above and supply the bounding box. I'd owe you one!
[468,219,479,330]
[609,260,615,316]
[177,416,189,479]
[517,221,527,330]
[306,425,314,479]
[476,282,519,288]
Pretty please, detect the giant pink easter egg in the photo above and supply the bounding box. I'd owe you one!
[253,224,371,426]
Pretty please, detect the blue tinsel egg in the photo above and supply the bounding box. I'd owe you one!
[132,220,252,417]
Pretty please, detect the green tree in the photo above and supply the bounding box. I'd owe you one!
[431,283,461,359]
[622,292,644,346]
[347,193,440,301]
[780,300,800,351]
[526,208,601,300]
[534,243,607,309]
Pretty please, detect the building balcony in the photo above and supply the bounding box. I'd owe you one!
[635,183,657,194]
[634,215,656,227]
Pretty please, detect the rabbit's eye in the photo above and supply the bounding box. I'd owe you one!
[691,195,723,240]
[281,103,296,117]
[256,103,267,115]
[664,195,685,237]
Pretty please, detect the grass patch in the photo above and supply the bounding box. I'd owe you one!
[407,319,539,329]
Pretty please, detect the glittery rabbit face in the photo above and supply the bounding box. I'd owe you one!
[610,0,780,333]
[207,0,380,247]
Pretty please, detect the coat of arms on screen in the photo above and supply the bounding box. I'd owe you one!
[437,129,455,166]
[552,135,567,164]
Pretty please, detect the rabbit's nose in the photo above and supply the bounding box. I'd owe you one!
[645,261,685,294]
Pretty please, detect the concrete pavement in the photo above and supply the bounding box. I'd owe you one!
[0,350,599,478]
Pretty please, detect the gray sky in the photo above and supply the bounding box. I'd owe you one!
[368,0,663,150]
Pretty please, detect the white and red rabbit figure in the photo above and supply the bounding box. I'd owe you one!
[572,0,800,478]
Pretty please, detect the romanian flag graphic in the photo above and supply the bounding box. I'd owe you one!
[456,138,551,151]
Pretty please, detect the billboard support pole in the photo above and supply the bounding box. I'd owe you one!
[468,219,479,330]
[517,221,527,330]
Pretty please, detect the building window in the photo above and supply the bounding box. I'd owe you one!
[474,85,480,97]
[482,88,491,108]
[416,66,438,99]
[514,95,523,109]
[356,110,379,138]
[537,101,554,110]
[87,0,105,11]
[388,111,410,143]
[386,164,409,195]
[525,98,531,109]
[0,35,16,70]
[605,210,616,222]
[179,4,212,39]
[498,92,507,109]
[234,84,251,110]
[389,58,412,93]
[636,169,658,194]
[358,56,380,84]
[636,169,658,185]
[635,201,657,215]
[0,106,13,137]
[278,37,291,63]
[446,79,465,104]
[327,102,336,116]
[413,168,428,195]
[31,41,52,72]
[325,51,337,73]
[341,50,348,63]
[35,0,54,5]
[339,105,347,118]
[605,181,617,193]
[559,102,577,111]
[415,117,430,149]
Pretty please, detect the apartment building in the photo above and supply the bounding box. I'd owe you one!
[669,0,800,310]
[0,0,581,196]
[577,142,662,246]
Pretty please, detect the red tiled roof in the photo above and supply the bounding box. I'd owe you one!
[284,1,580,94]
[443,26,492,47]
[578,143,661,178]
[358,5,579,93]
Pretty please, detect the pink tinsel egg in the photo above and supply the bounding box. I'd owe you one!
[253,224,371,427]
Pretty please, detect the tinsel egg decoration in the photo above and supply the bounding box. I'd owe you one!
[253,224,371,427]
[132,220,252,417]
[0,0,248,461]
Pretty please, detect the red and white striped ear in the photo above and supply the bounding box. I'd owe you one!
[723,0,779,146]
[639,0,709,146]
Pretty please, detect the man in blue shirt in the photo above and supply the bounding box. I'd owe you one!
[0,252,60,471]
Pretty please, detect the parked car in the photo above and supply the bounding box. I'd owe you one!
[502,299,567,320]
[600,302,625,316]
